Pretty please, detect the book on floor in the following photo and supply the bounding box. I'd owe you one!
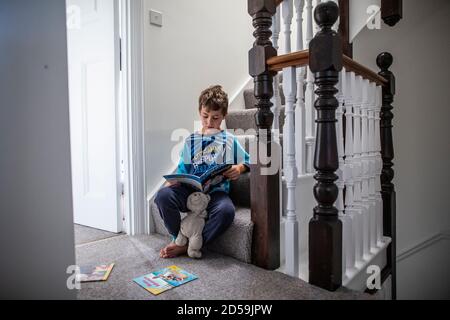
[163,164,232,192]
[133,265,198,295]
[76,263,115,282]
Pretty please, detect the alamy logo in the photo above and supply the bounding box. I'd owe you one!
[366,265,381,290]
[66,265,81,290]
[170,127,281,176]
[366,5,381,30]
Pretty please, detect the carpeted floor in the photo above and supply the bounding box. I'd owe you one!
[74,224,122,245]
[75,234,372,300]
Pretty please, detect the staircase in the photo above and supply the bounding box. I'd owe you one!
[149,0,398,299]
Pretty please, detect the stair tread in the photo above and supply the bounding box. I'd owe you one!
[150,198,253,264]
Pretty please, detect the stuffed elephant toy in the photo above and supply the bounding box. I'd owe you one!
[175,192,210,258]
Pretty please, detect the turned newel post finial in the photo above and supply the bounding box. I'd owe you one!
[314,0,339,29]
[309,1,342,74]
[377,52,393,70]
[308,0,343,291]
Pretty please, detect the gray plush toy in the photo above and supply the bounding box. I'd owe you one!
[175,192,210,258]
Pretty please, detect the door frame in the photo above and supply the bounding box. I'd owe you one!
[119,0,148,235]
[67,0,124,233]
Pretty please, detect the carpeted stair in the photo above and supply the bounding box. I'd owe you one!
[149,162,254,263]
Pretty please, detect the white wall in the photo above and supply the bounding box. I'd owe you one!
[349,0,381,43]
[143,0,253,195]
[353,0,450,299]
[0,0,76,299]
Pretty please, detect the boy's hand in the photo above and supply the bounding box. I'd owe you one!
[223,164,246,181]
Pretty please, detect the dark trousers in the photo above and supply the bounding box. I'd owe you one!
[154,185,235,245]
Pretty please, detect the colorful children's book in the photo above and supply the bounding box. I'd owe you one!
[76,263,115,282]
[163,163,232,192]
[133,265,198,295]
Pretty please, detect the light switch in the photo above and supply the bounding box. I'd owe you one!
[150,10,163,27]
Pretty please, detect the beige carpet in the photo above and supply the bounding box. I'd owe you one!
[74,224,122,245]
[75,233,373,300]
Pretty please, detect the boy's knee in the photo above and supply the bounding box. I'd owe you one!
[219,202,235,226]
[155,187,173,206]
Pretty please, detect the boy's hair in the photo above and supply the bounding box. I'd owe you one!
[198,85,229,116]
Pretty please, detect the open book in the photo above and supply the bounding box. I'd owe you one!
[163,164,232,192]
[133,265,198,295]
[76,263,115,283]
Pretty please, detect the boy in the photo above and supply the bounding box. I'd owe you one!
[155,85,250,258]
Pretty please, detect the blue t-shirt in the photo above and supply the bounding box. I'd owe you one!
[176,130,250,194]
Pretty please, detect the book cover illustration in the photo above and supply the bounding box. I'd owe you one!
[76,263,115,283]
[133,265,198,295]
[163,164,231,192]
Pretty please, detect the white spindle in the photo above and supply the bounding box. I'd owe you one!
[361,79,371,260]
[336,70,347,278]
[283,67,299,277]
[282,0,293,54]
[352,74,364,264]
[294,0,306,174]
[304,0,315,174]
[282,0,294,174]
[282,0,299,278]
[343,70,356,272]
[368,82,377,252]
[375,85,384,247]
[271,7,282,144]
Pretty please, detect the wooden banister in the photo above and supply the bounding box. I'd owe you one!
[248,0,281,271]
[308,0,342,292]
[377,52,397,299]
[268,50,309,72]
[268,50,388,86]
[343,55,388,86]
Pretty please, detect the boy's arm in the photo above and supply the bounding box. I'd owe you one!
[223,137,250,180]
[234,136,250,172]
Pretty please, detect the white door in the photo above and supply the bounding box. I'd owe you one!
[67,0,121,232]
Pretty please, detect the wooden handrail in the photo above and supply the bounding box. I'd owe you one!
[343,55,388,86]
[267,50,388,86]
[267,50,309,72]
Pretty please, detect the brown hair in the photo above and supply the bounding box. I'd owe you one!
[198,85,229,116]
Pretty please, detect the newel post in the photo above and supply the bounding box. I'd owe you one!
[248,0,280,270]
[377,52,397,299]
[308,1,343,291]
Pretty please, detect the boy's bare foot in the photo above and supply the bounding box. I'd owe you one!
[159,242,188,258]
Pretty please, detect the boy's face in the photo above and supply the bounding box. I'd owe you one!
[199,106,225,133]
